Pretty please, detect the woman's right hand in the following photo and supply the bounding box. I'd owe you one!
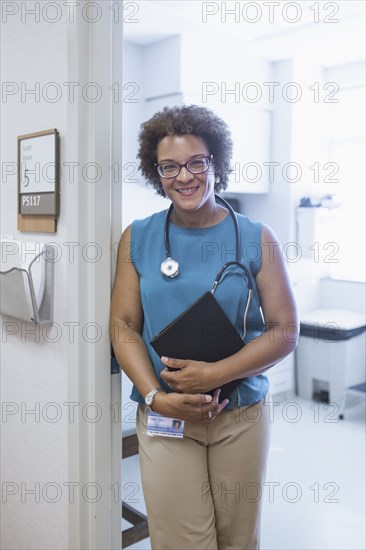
[152,389,229,423]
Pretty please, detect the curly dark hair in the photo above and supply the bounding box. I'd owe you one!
[137,104,233,197]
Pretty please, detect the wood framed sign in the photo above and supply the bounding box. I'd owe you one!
[17,129,60,233]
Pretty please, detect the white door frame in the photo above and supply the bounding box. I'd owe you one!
[66,2,122,548]
[110,3,123,548]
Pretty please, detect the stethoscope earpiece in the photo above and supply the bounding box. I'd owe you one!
[161,257,179,278]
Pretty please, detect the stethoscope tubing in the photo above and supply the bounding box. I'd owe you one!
[161,194,254,337]
[163,194,241,262]
[160,194,253,337]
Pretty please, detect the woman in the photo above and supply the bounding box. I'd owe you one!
[111,105,298,550]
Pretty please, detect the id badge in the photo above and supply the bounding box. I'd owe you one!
[146,410,184,438]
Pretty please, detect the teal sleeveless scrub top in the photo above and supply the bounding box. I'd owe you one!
[130,208,269,410]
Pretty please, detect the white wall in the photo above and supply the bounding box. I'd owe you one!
[1,5,117,549]
[0,12,69,550]
[319,279,366,314]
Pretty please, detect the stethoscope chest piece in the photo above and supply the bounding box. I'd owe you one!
[161,257,179,278]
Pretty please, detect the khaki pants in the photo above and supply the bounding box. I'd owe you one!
[136,392,272,550]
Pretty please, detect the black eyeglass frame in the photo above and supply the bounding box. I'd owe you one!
[155,154,214,179]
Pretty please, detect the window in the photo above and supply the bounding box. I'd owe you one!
[325,62,365,281]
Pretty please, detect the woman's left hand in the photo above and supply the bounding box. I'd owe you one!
[160,356,221,394]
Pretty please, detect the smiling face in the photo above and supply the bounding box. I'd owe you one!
[156,134,216,220]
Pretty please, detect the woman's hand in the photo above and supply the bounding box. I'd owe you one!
[160,356,223,394]
[152,388,229,423]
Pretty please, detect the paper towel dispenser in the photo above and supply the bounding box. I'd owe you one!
[0,238,55,323]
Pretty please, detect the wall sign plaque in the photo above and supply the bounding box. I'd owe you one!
[17,129,60,233]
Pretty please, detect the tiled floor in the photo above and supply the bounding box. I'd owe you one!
[122,395,365,550]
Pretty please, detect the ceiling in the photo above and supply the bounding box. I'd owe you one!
[123,0,366,66]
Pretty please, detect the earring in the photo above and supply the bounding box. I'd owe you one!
[215,175,220,184]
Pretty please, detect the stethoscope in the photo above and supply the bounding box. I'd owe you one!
[161,194,254,336]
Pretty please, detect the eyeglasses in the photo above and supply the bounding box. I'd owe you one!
[155,155,213,179]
